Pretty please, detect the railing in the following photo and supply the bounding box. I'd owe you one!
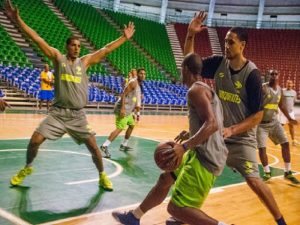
[77,0,300,29]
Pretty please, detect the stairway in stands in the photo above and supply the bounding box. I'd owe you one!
[0,11,44,68]
[42,0,117,75]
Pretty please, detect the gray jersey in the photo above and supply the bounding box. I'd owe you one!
[261,83,281,122]
[189,82,228,176]
[53,55,88,109]
[115,78,141,116]
[214,58,258,148]
[281,88,296,113]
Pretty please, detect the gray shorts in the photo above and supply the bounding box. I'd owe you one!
[226,143,259,178]
[257,119,288,148]
[36,107,96,144]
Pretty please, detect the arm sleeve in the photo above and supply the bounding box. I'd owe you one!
[201,55,223,79]
[245,69,263,114]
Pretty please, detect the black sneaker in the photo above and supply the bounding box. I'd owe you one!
[120,144,133,151]
[284,171,300,184]
[100,145,111,158]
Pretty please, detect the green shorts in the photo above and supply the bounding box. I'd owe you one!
[115,114,135,130]
[171,150,216,209]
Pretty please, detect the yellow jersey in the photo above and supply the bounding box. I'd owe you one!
[40,71,54,90]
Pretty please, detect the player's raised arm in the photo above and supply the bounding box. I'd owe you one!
[184,11,207,56]
[82,21,135,69]
[4,0,60,60]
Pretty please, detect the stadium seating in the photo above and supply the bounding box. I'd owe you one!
[54,0,168,81]
[0,65,188,106]
[0,25,31,67]
[216,27,300,96]
[174,23,213,57]
[9,0,109,73]
[105,9,179,79]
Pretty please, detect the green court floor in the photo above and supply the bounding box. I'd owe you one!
[0,136,284,225]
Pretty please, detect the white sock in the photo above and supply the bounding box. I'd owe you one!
[264,165,270,173]
[122,139,129,146]
[218,222,229,225]
[132,206,144,219]
[284,162,291,172]
[103,140,111,147]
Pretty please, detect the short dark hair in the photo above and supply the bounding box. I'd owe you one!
[229,27,248,43]
[182,53,203,75]
[66,36,80,45]
[137,68,145,74]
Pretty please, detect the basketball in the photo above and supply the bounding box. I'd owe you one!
[154,142,181,171]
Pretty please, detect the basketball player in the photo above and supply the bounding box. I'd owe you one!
[184,11,286,225]
[257,70,299,184]
[112,13,229,225]
[100,68,145,158]
[278,79,300,146]
[39,63,54,111]
[5,0,135,191]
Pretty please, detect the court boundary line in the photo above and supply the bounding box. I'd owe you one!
[0,137,298,225]
[38,172,300,225]
[0,207,32,225]
[0,149,123,181]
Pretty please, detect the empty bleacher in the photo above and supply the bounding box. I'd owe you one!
[216,27,300,97]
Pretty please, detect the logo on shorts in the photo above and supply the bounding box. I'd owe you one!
[243,161,254,175]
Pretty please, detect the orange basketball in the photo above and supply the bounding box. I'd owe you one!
[154,142,181,171]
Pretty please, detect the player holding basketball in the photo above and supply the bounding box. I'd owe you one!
[5,0,135,191]
[113,12,229,225]
[187,11,286,225]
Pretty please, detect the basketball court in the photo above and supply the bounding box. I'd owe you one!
[0,110,299,225]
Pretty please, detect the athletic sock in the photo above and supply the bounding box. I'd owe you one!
[103,140,111,147]
[284,162,291,172]
[132,206,144,219]
[122,139,129,147]
[218,222,229,225]
[264,165,271,173]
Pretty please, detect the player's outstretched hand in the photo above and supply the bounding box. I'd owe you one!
[4,0,20,22]
[123,21,135,40]
[174,130,189,143]
[188,11,207,35]
[0,99,11,112]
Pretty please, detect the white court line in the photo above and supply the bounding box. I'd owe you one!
[65,159,123,185]
[266,146,300,171]
[0,149,123,185]
[37,145,297,224]
[267,152,280,166]
[0,208,31,225]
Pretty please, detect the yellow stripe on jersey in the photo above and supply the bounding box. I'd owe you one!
[264,103,278,110]
[61,74,81,83]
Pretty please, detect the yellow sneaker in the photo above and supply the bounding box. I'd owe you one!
[99,172,113,191]
[10,166,34,186]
